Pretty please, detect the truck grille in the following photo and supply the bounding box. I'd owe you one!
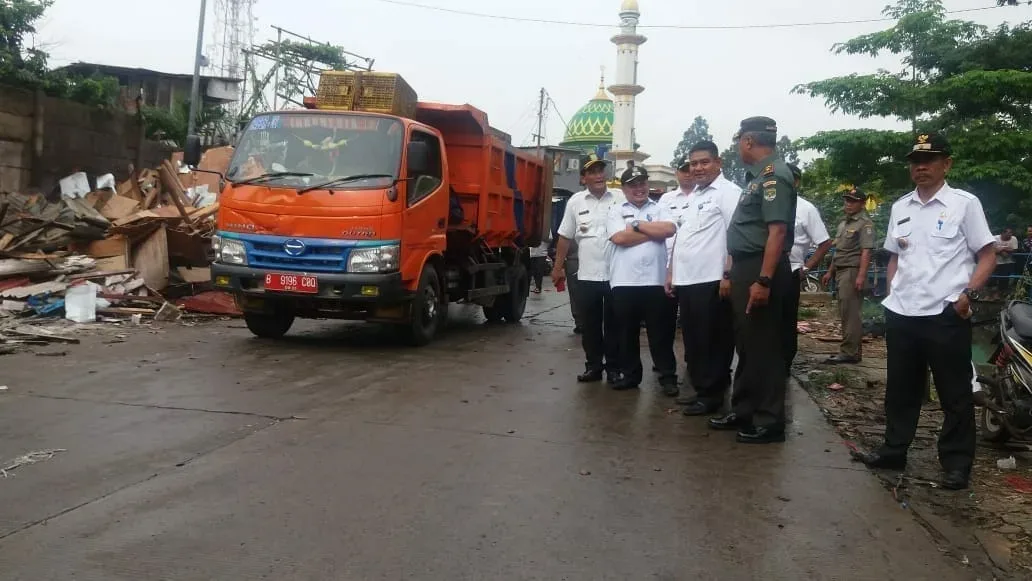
[245,239,350,273]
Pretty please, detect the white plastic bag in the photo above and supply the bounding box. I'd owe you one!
[65,282,100,323]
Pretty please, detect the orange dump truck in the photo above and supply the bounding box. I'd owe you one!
[186,72,550,345]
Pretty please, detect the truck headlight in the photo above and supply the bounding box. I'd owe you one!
[212,234,223,254]
[219,238,248,265]
[348,244,399,273]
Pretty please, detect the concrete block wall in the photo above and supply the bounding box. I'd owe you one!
[0,84,173,195]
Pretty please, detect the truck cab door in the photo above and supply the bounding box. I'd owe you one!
[401,129,448,284]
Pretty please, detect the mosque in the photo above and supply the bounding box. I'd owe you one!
[559,0,676,192]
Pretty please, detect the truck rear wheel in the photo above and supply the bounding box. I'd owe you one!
[482,264,529,323]
[244,310,295,339]
[400,265,443,346]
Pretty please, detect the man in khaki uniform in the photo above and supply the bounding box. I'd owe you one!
[822,187,876,363]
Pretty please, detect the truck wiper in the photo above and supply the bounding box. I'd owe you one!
[297,174,396,195]
[232,171,315,186]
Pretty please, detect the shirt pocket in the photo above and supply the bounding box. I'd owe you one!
[891,220,913,252]
[694,205,724,232]
[732,193,759,224]
[929,221,961,255]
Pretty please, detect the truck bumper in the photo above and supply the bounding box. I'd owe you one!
[211,264,413,322]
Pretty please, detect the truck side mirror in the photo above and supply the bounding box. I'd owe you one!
[184,134,202,167]
[407,141,429,176]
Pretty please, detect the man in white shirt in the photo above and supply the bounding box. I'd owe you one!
[854,133,996,491]
[992,227,1019,293]
[663,141,741,415]
[785,164,832,373]
[606,165,678,393]
[553,154,625,384]
[658,156,697,372]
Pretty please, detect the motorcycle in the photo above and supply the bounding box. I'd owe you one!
[976,300,1032,443]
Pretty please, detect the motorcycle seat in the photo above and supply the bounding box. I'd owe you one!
[1007,302,1032,340]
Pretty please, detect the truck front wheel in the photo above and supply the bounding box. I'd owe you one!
[400,265,443,346]
[244,309,295,339]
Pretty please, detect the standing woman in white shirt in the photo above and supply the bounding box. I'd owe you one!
[552,154,626,384]
[854,133,996,491]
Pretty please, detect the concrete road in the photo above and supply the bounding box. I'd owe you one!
[0,291,975,580]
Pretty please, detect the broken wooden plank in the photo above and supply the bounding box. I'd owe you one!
[97,307,157,315]
[132,225,169,291]
[159,160,193,224]
[7,326,80,344]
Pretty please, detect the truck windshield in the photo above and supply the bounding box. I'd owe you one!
[226,113,403,189]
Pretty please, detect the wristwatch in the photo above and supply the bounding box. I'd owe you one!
[961,287,973,298]
[723,271,732,281]
[631,220,641,233]
[756,276,772,288]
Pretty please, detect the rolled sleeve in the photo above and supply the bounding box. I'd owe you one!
[860,223,877,249]
[557,200,577,240]
[883,206,900,254]
[606,205,628,241]
[963,196,996,254]
[807,205,831,245]
[761,176,795,224]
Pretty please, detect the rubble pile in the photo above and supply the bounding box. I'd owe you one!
[0,148,238,350]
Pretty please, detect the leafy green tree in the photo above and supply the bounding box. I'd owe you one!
[0,0,120,108]
[778,135,800,166]
[670,116,712,168]
[720,144,746,187]
[142,100,229,148]
[793,0,1032,230]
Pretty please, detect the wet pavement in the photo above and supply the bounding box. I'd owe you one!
[0,290,977,580]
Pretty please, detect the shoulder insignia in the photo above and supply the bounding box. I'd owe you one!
[763,186,777,202]
[763,180,777,188]
[762,164,775,177]
[864,225,874,235]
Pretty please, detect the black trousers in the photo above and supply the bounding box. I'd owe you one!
[577,280,619,372]
[530,256,547,290]
[730,253,792,427]
[612,285,677,386]
[880,307,975,473]
[677,281,734,406]
[784,269,802,375]
[565,258,584,330]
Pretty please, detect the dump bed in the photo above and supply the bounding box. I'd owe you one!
[415,102,548,249]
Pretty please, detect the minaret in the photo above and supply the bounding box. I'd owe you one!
[608,0,649,165]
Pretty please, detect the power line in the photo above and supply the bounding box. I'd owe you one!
[367,0,1020,30]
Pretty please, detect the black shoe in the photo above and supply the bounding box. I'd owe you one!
[736,425,786,444]
[682,401,721,416]
[942,470,970,490]
[606,371,623,385]
[612,378,640,391]
[708,412,750,431]
[675,392,698,406]
[825,354,861,364]
[850,450,907,470]
[577,369,604,383]
[573,326,583,335]
[661,381,679,397]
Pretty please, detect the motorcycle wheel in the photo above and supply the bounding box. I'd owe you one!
[980,396,1013,444]
[802,278,820,293]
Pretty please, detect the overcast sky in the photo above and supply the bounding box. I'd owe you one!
[37,0,1029,164]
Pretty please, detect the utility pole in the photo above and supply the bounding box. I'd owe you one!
[187,0,208,138]
[272,27,283,110]
[186,0,206,138]
[534,87,545,155]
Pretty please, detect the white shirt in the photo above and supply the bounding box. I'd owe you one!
[995,235,1018,265]
[658,188,693,263]
[606,199,668,287]
[664,175,741,286]
[882,183,995,317]
[790,197,832,272]
[530,241,549,258]
[557,188,625,282]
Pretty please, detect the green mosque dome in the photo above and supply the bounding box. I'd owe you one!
[560,84,614,152]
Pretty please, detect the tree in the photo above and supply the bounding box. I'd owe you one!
[793,0,1032,230]
[0,0,119,108]
[142,100,230,148]
[670,116,713,168]
[719,135,799,187]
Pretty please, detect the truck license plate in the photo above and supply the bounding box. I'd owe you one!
[264,273,318,294]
